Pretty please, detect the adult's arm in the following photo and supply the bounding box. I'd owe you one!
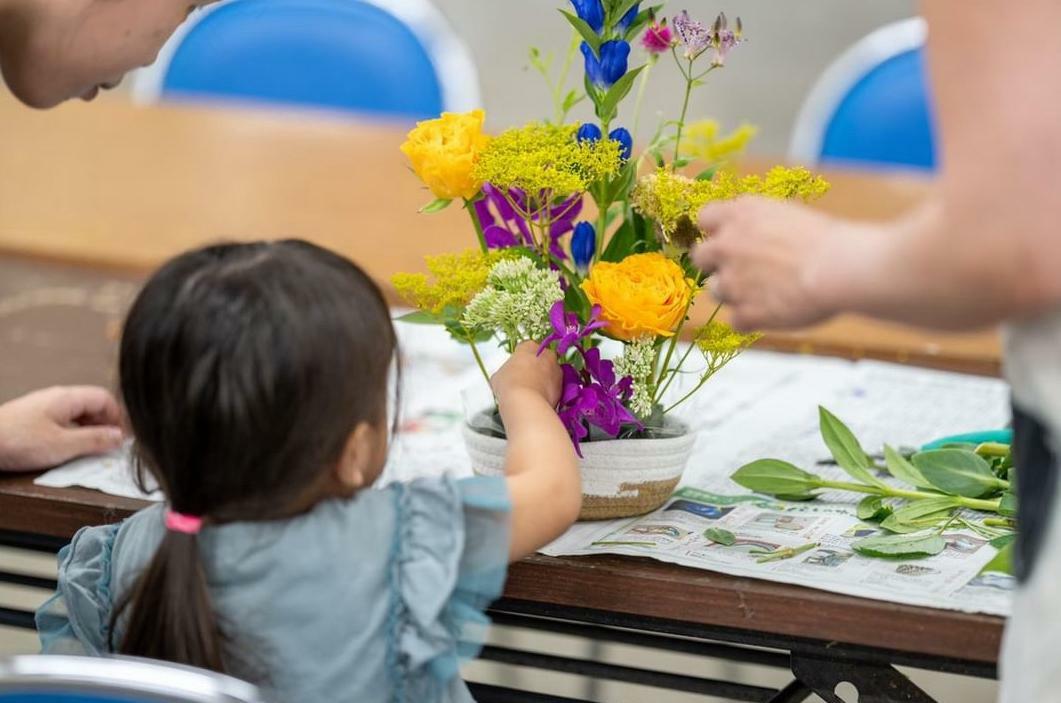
[694,0,1061,331]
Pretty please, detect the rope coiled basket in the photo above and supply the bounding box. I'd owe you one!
[463,421,696,520]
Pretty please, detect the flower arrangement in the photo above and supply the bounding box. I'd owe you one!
[395,1,829,455]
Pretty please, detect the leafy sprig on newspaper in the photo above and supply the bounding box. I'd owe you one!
[730,407,1017,564]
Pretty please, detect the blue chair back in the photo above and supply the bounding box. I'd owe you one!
[133,0,479,120]
[0,655,264,703]
[789,18,937,171]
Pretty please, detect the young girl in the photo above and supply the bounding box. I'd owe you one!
[35,240,581,702]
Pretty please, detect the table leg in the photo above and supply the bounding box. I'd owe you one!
[790,651,937,703]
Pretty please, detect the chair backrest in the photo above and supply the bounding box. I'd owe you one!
[131,0,480,120]
[0,655,265,703]
[788,17,936,171]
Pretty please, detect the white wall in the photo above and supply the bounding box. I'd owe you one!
[433,0,917,155]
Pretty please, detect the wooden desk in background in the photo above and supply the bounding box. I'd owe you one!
[0,97,1004,702]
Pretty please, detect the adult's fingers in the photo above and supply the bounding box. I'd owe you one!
[53,386,121,426]
[697,199,741,234]
[45,425,124,468]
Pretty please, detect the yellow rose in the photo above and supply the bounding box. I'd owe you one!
[400,109,490,201]
[581,253,695,341]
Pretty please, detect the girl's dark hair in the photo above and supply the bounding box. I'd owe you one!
[110,240,398,672]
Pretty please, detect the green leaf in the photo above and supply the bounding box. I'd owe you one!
[695,167,717,181]
[610,0,640,27]
[818,407,888,488]
[624,5,663,40]
[731,459,821,497]
[880,498,959,534]
[704,527,736,546]
[420,197,452,214]
[395,310,442,325]
[883,444,934,490]
[563,284,591,322]
[989,533,1017,550]
[981,539,1014,575]
[912,449,1004,498]
[857,496,892,522]
[852,532,947,559]
[672,157,692,169]
[561,89,586,113]
[775,493,820,502]
[600,65,646,122]
[559,10,601,57]
[605,161,638,203]
[999,491,1017,517]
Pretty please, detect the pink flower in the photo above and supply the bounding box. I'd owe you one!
[708,12,744,67]
[641,20,673,55]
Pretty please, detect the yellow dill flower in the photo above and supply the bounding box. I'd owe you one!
[682,120,758,168]
[392,249,509,316]
[694,320,762,364]
[472,123,621,197]
[400,110,491,201]
[633,167,830,243]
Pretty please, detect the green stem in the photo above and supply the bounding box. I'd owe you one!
[466,198,488,253]
[671,58,695,167]
[984,517,1017,528]
[652,303,691,396]
[815,479,1003,513]
[464,331,492,389]
[554,33,581,123]
[656,300,722,402]
[631,58,655,145]
[662,372,709,415]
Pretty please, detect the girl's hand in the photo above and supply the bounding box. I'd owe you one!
[693,196,860,331]
[0,386,124,471]
[491,342,562,408]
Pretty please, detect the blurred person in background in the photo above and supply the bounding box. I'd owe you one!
[692,3,1061,700]
[0,0,218,470]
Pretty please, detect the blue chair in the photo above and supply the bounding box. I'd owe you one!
[788,18,936,171]
[0,655,264,703]
[131,0,480,120]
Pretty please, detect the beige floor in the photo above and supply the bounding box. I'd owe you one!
[1,546,997,702]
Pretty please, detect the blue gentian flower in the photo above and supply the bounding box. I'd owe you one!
[577,123,603,143]
[571,222,596,272]
[569,0,605,33]
[609,127,633,160]
[581,40,631,88]
[617,2,640,32]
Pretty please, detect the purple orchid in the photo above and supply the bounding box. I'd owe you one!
[475,184,583,261]
[553,343,643,457]
[538,301,605,356]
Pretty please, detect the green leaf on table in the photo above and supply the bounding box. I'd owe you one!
[883,444,934,490]
[981,539,1015,575]
[852,532,947,559]
[731,459,821,497]
[775,493,820,502]
[419,197,452,214]
[857,495,893,522]
[818,407,888,488]
[880,497,960,534]
[912,449,1004,498]
[559,10,601,57]
[600,65,646,121]
[989,533,1017,550]
[704,527,736,546]
[999,491,1018,517]
[396,310,442,325]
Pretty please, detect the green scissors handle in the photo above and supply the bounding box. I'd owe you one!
[922,429,1013,450]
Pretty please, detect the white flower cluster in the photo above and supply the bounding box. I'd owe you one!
[462,257,563,344]
[614,337,656,419]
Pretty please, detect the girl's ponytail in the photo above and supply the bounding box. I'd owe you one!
[112,525,225,672]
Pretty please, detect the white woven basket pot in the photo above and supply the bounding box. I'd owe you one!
[463,424,697,520]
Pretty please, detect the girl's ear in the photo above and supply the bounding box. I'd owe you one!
[335,422,380,490]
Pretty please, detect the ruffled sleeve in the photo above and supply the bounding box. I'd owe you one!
[35,522,121,655]
[392,475,510,693]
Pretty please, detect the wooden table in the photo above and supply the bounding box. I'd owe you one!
[0,98,1005,701]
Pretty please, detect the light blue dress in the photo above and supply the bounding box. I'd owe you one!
[35,475,510,703]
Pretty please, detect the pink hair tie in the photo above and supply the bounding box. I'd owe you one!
[164,510,204,535]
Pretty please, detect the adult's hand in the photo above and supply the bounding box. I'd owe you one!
[0,386,123,472]
[692,196,877,331]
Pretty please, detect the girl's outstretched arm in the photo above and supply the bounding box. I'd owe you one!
[491,342,581,561]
